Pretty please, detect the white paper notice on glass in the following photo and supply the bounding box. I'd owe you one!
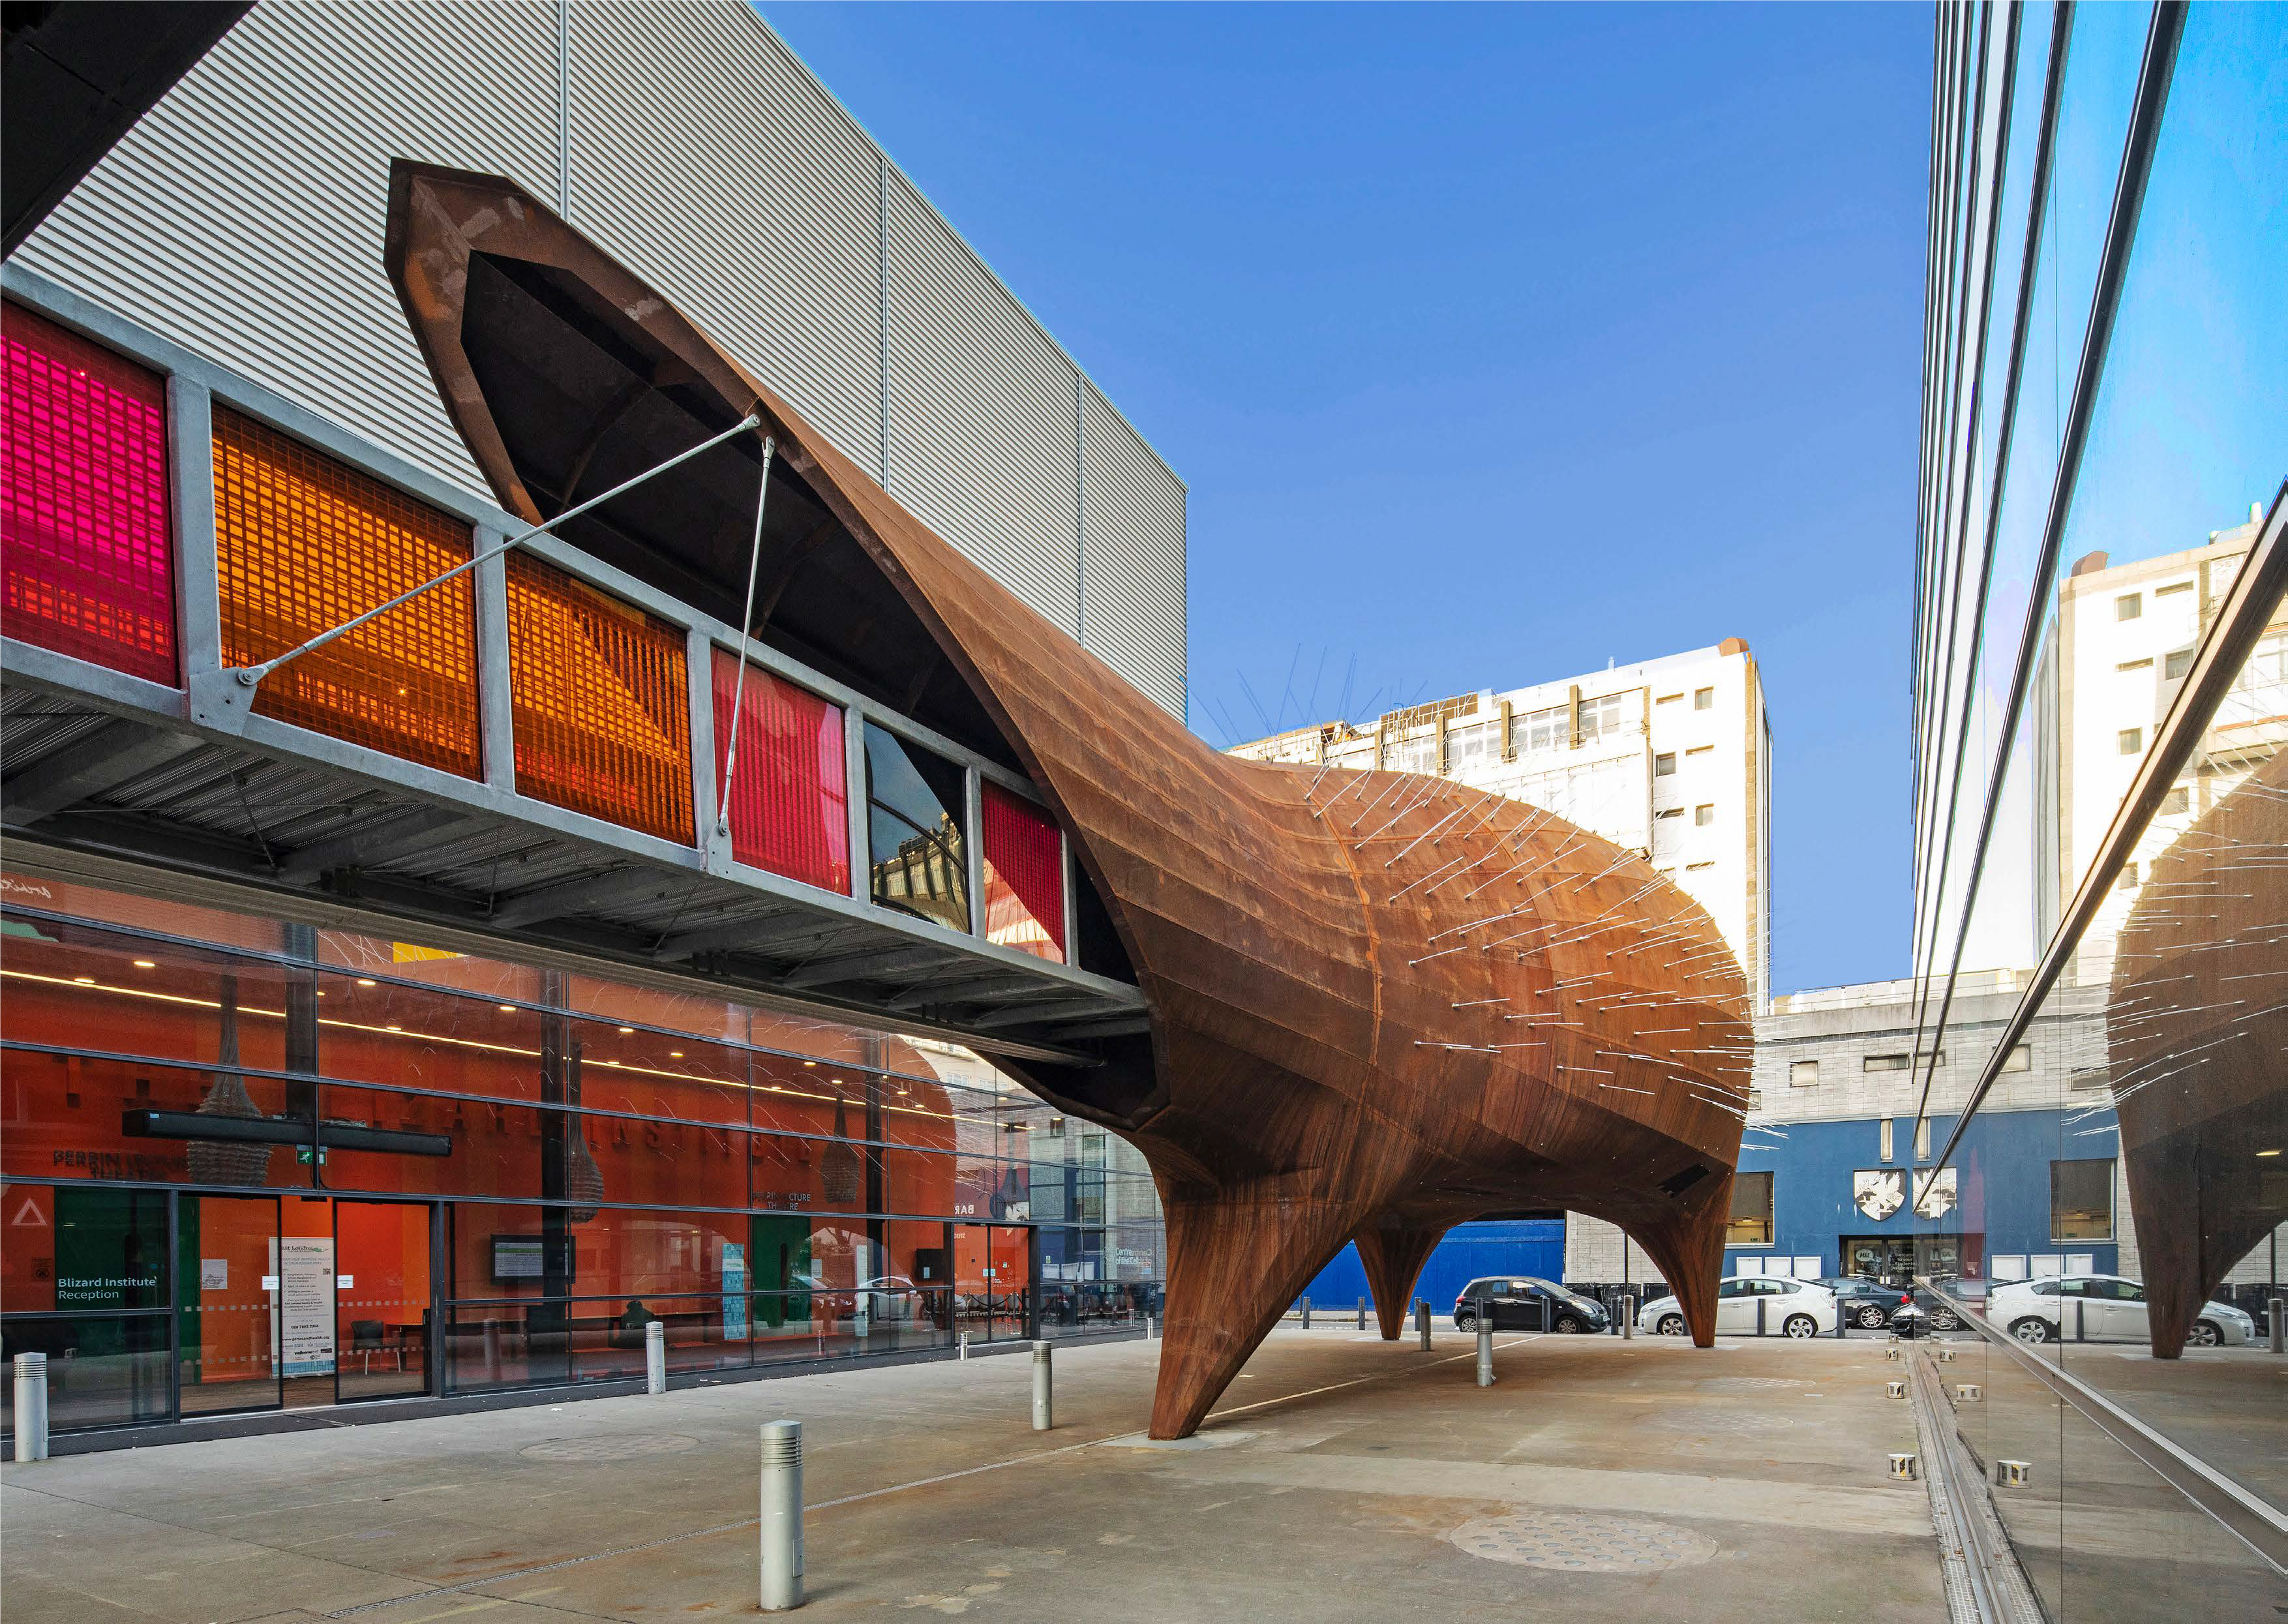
[201,1258,229,1291]
[280,1236,337,1376]
[337,1274,355,1290]
[261,1274,280,1291]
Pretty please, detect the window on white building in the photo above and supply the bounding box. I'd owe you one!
[2161,786,2190,815]
[2116,657,2152,672]
[1693,687,1714,710]
[2118,862,2140,889]
[2118,727,2143,755]
[1865,1054,1910,1072]
[2001,1044,2033,1072]
[1915,1117,1931,1159]
[1879,1119,1895,1162]
[1788,1060,1818,1088]
[2116,592,2142,621]
[1694,804,1715,826]
[1654,753,1677,777]
[1655,807,1684,820]
[2163,648,2192,680]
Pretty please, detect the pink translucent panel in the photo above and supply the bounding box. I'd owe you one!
[1,303,175,684]
[981,782,1064,961]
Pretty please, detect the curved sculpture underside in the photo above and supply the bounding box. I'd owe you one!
[386,162,1753,1437]
[2109,745,2287,1359]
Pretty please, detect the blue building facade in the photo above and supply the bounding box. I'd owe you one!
[1728,1107,2121,1284]
[1295,1220,1564,1313]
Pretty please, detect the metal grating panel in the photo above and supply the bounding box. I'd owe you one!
[213,408,481,779]
[1081,382,1185,715]
[505,551,695,847]
[884,171,1083,635]
[1,303,177,685]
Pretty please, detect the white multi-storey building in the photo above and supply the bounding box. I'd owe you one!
[1231,639,1771,1010]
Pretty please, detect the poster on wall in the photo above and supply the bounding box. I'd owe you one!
[1912,1167,1959,1218]
[1852,1169,1906,1222]
[277,1236,336,1376]
[722,1242,748,1342]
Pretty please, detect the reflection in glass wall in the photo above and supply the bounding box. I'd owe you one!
[1912,1,2283,1614]
[864,722,971,933]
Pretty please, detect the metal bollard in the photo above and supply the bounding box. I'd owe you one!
[1417,1299,1431,1351]
[957,1331,970,1360]
[2271,1297,2284,1355]
[13,1352,49,1462]
[1301,1297,1310,1331]
[1476,1317,1494,1387]
[1889,1452,1919,1481]
[1622,1294,1634,1340]
[1031,1341,1053,1431]
[759,1420,804,1611]
[646,1319,666,1395]
[1357,1297,1366,1331]
[1148,1313,1158,1342]
[1833,1306,1846,1340]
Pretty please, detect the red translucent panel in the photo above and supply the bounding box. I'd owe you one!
[712,648,850,894]
[981,782,1065,961]
[507,551,695,845]
[212,408,481,777]
[1,302,176,684]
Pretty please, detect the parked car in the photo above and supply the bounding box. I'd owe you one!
[1818,1276,1911,1329]
[1986,1274,2254,1347]
[1453,1276,1610,1334]
[1638,1276,1839,1338]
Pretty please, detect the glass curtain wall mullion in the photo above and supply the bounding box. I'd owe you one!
[1909,1,2008,987]
[1903,0,2169,1107]
[1917,1,2191,1145]
[1905,1,2045,1057]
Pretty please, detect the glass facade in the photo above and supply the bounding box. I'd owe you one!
[0,871,1163,1438]
[1910,1,2285,1610]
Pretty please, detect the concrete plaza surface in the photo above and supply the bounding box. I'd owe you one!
[1,1331,1944,1623]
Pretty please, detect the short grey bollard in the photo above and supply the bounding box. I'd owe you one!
[1300,1297,1311,1330]
[1356,1297,1366,1331]
[759,1419,804,1611]
[1475,1317,1494,1387]
[2270,1297,2284,1355]
[645,1320,666,1394]
[1622,1295,1634,1340]
[1416,1299,1431,1351]
[13,1352,50,1462]
[1031,1341,1053,1431]
[957,1331,971,1360]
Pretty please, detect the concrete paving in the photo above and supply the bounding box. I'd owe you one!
[1,1329,1944,1623]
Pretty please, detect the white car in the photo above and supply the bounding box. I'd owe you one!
[1637,1276,1839,1338]
[1985,1274,2253,1347]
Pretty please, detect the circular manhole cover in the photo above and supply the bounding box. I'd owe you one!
[519,1433,700,1462]
[1447,1511,1719,1573]
[1697,1376,1805,1394]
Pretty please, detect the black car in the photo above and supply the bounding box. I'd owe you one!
[1818,1277,1961,1331]
[1818,1276,1912,1329]
[1454,1276,1609,1334]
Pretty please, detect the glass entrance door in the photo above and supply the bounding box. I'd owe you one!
[954,1224,1034,1344]
[178,1194,281,1417]
[334,1200,434,1402]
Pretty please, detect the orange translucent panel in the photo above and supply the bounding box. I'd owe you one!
[505,550,695,845]
[211,409,479,777]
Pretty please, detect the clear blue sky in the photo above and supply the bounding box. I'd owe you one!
[762,3,1933,993]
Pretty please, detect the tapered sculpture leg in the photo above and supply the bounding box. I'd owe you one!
[1151,1180,1362,1439]
[2123,1139,2203,1359]
[1353,1222,1446,1340]
[1631,1182,1732,1348]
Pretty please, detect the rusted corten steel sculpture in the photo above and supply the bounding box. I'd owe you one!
[387,162,1753,1438]
[2109,744,2287,1359]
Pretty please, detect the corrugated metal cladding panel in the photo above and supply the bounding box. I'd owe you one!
[563,2,884,477]
[884,170,1081,636]
[1081,382,1185,715]
[12,0,559,496]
